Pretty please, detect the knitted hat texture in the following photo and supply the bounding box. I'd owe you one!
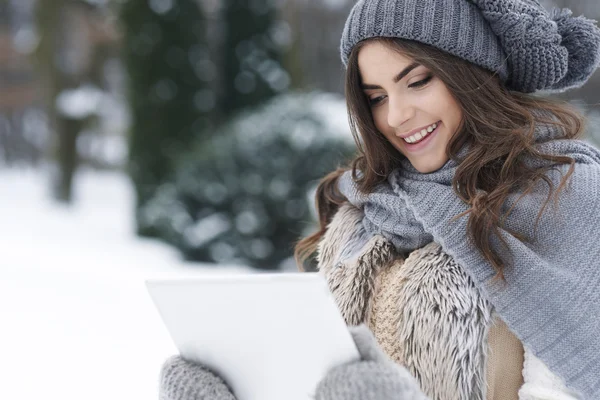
[340,0,600,93]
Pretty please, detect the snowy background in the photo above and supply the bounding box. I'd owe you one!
[0,167,251,399]
[1,2,358,397]
[1,1,599,399]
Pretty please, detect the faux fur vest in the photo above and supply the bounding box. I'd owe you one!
[316,204,580,400]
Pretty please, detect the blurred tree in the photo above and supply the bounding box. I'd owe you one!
[0,0,40,165]
[33,0,85,202]
[220,0,289,118]
[32,0,120,202]
[284,0,353,94]
[140,91,355,270]
[120,0,214,236]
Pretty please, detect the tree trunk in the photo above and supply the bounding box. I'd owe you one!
[53,116,82,202]
[33,0,81,203]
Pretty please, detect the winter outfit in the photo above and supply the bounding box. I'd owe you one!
[159,0,600,399]
[335,122,600,399]
[317,205,581,400]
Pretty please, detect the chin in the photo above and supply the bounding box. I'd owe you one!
[410,158,448,174]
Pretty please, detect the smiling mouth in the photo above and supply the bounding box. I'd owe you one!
[402,121,440,145]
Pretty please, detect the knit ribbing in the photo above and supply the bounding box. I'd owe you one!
[367,260,406,366]
[340,0,600,93]
[340,0,508,78]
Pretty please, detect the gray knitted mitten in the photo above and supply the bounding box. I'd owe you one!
[315,325,430,400]
[160,355,236,400]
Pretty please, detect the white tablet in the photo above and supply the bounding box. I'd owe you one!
[146,272,360,400]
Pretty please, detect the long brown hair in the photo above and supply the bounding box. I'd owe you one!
[295,37,585,281]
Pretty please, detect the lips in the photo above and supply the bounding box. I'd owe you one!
[407,129,432,144]
[397,121,440,141]
[401,122,441,151]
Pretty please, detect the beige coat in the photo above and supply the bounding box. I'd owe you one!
[316,204,580,400]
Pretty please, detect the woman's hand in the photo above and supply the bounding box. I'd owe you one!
[159,355,237,400]
[315,324,430,400]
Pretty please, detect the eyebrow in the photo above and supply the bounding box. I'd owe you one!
[361,62,421,90]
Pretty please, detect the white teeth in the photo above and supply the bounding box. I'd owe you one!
[403,122,438,144]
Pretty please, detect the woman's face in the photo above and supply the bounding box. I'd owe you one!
[358,41,463,173]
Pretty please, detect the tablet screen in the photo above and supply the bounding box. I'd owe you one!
[147,272,360,400]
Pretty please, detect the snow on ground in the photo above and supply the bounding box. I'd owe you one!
[0,167,253,400]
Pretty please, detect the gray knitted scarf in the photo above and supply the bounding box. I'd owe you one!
[337,123,600,399]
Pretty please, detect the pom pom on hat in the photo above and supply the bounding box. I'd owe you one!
[469,0,600,92]
[548,8,600,93]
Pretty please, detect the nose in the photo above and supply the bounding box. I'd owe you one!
[387,96,415,129]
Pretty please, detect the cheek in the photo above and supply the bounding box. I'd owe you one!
[435,89,462,125]
[419,82,458,120]
[420,92,447,117]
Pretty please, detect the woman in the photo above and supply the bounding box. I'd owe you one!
[160,0,600,399]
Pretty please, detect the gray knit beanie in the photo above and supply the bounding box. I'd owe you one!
[340,0,600,93]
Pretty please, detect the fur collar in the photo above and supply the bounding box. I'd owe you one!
[316,203,579,400]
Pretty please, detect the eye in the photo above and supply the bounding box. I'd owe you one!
[368,95,386,107]
[408,74,433,89]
